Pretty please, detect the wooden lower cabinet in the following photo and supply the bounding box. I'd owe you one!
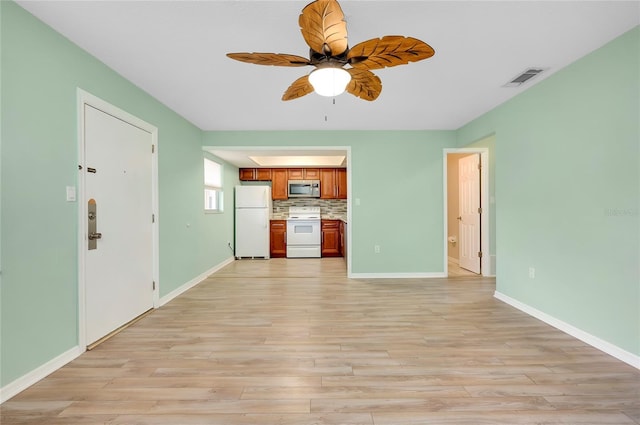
[339,220,345,257]
[270,220,287,258]
[321,220,341,257]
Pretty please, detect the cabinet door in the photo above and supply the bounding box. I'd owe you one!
[256,168,272,181]
[239,168,255,181]
[339,220,344,256]
[271,169,288,200]
[288,169,304,180]
[320,169,336,199]
[303,168,320,179]
[336,168,347,199]
[321,220,341,257]
[270,220,287,258]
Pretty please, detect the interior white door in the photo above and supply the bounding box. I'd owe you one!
[84,105,154,345]
[458,154,481,274]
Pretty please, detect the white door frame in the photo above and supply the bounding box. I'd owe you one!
[203,145,352,277]
[77,88,160,349]
[443,147,491,276]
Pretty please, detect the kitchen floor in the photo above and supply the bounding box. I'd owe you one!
[2,259,638,424]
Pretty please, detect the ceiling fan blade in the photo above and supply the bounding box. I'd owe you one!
[299,0,348,57]
[282,75,315,101]
[347,36,435,70]
[227,52,311,67]
[346,68,382,101]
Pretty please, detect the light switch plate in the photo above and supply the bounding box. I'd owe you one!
[66,186,76,202]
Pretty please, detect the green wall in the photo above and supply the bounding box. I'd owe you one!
[458,26,640,355]
[0,1,237,386]
[203,130,457,274]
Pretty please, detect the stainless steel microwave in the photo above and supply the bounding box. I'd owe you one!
[288,180,320,198]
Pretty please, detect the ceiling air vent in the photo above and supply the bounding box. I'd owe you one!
[503,68,546,87]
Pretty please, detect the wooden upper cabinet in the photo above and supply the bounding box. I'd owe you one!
[303,168,320,179]
[239,168,271,181]
[320,168,347,199]
[271,169,288,200]
[288,168,320,180]
[287,169,304,180]
[255,168,272,181]
[239,168,255,181]
[336,168,347,199]
[319,169,336,199]
[240,167,345,199]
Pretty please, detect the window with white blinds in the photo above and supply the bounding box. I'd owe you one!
[204,158,223,212]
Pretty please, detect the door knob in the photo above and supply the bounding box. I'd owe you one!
[457,216,462,221]
[88,232,102,240]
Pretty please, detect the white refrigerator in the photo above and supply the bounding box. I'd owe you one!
[235,185,272,259]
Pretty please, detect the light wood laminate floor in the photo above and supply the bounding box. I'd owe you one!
[3,258,639,424]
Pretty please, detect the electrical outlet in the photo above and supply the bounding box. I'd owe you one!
[374,245,380,254]
[529,267,535,279]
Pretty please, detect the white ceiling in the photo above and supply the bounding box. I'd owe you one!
[16,1,639,133]
[15,1,639,167]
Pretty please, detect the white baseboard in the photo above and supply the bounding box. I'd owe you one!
[1,346,84,403]
[350,272,447,279]
[159,256,235,306]
[494,291,640,370]
[1,256,235,404]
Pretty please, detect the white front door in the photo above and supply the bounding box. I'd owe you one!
[458,154,481,274]
[84,104,154,345]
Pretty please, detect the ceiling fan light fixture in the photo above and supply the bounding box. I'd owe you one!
[308,67,351,97]
[226,0,435,101]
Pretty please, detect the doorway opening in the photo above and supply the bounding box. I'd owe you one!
[202,145,352,278]
[443,147,492,277]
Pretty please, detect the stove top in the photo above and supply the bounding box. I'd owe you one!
[287,206,321,220]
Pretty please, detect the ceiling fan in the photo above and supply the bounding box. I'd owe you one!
[227,0,435,101]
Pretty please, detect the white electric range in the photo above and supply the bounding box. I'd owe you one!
[286,207,321,258]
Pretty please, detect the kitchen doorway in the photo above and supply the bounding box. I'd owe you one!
[203,145,352,277]
[444,148,492,277]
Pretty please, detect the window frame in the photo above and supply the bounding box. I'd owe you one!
[204,157,223,213]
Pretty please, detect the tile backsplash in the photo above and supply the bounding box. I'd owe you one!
[273,199,346,216]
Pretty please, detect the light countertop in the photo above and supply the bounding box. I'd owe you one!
[270,213,347,223]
